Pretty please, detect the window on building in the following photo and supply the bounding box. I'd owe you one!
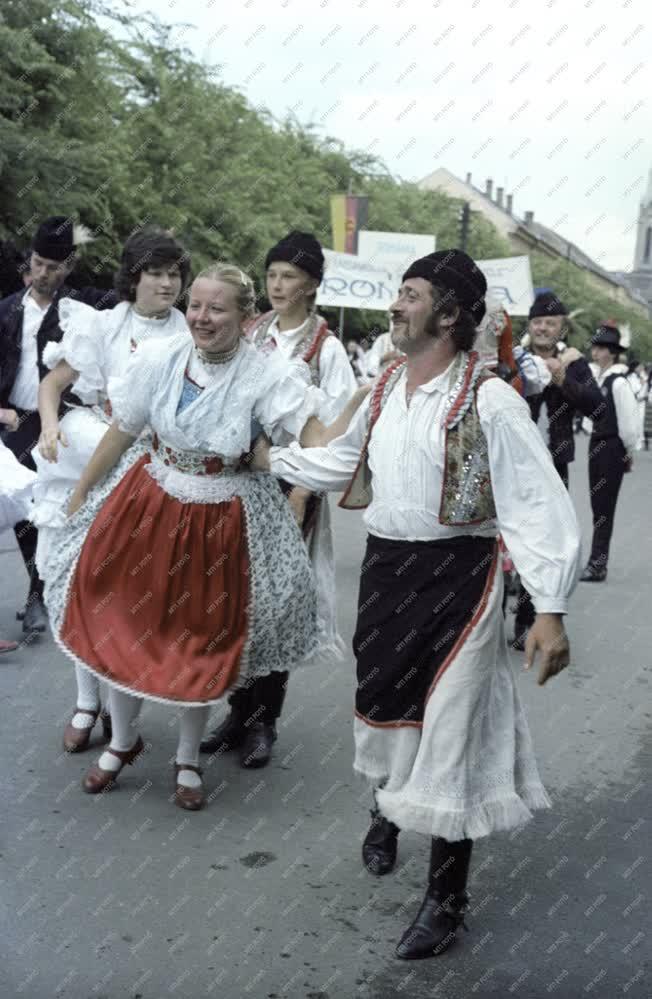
[645,226,652,264]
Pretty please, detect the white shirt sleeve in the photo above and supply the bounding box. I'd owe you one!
[613,377,640,454]
[316,336,358,425]
[478,379,581,615]
[269,394,371,492]
[254,358,325,443]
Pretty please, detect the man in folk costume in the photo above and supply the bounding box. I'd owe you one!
[510,291,602,649]
[0,216,115,635]
[201,231,359,768]
[580,322,639,582]
[253,249,581,960]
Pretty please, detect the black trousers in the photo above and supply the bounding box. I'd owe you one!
[588,436,626,569]
[228,671,288,722]
[514,457,568,635]
[1,409,43,598]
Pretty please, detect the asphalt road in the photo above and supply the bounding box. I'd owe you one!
[1,435,650,999]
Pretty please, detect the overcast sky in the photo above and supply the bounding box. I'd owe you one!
[132,0,651,272]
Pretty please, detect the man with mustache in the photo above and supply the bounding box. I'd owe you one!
[253,249,581,961]
[0,216,115,635]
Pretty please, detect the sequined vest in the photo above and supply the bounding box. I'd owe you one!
[338,351,497,526]
[248,311,331,386]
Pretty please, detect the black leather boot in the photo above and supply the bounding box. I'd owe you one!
[200,684,252,754]
[396,836,472,960]
[240,671,288,769]
[362,806,400,875]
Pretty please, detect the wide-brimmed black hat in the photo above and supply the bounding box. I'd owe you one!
[528,291,568,319]
[32,216,76,262]
[591,321,621,349]
[402,248,487,322]
[264,230,325,282]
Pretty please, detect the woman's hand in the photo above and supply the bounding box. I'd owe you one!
[67,488,87,517]
[288,486,310,528]
[38,424,68,463]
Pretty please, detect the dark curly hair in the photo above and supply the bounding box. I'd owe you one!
[115,226,191,302]
[429,282,479,352]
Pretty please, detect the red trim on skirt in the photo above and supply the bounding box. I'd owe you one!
[61,456,249,704]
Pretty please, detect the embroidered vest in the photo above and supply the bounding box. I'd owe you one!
[248,311,331,385]
[338,351,497,527]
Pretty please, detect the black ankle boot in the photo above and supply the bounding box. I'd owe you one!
[200,685,252,754]
[362,807,400,875]
[239,671,288,769]
[396,836,472,960]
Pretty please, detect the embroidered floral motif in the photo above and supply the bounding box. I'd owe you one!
[151,433,228,476]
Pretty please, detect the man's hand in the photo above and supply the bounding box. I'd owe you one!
[38,424,68,463]
[544,358,564,385]
[0,408,19,431]
[249,433,272,472]
[524,613,570,686]
[559,346,582,369]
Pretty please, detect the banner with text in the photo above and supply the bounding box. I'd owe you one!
[475,255,534,316]
[357,230,436,280]
[317,250,396,310]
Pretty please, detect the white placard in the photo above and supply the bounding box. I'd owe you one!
[475,255,534,316]
[317,249,396,310]
[357,230,436,279]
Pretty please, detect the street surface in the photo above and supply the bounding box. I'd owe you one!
[1,435,650,999]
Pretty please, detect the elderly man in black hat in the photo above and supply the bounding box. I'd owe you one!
[252,249,581,961]
[0,216,115,635]
[580,321,639,582]
[510,291,603,647]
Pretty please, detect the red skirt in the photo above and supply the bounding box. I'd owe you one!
[61,456,249,704]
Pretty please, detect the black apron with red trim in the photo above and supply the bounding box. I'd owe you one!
[353,534,496,726]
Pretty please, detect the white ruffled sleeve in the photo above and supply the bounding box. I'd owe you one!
[43,298,108,404]
[108,342,156,437]
[253,354,326,443]
[478,378,581,614]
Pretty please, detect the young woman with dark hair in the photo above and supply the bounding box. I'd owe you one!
[32,226,190,752]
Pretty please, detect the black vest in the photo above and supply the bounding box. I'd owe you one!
[591,372,622,439]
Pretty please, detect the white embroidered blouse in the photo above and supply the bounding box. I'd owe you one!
[111,332,324,461]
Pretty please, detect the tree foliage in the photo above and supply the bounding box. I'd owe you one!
[1,0,648,352]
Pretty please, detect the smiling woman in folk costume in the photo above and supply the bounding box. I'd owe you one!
[201,231,361,768]
[45,264,324,811]
[32,227,190,752]
[252,249,581,960]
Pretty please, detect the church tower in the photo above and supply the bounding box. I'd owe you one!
[630,169,652,310]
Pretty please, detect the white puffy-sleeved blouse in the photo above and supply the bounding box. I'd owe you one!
[43,299,189,406]
[111,332,324,461]
[270,359,581,615]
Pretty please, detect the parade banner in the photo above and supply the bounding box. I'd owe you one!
[358,230,436,280]
[317,249,395,310]
[475,255,534,316]
[330,195,369,254]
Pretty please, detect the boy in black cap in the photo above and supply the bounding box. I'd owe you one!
[0,216,115,635]
[580,322,639,581]
[253,248,580,962]
[201,230,358,767]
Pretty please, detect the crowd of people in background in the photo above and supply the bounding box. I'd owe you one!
[0,216,648,962]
